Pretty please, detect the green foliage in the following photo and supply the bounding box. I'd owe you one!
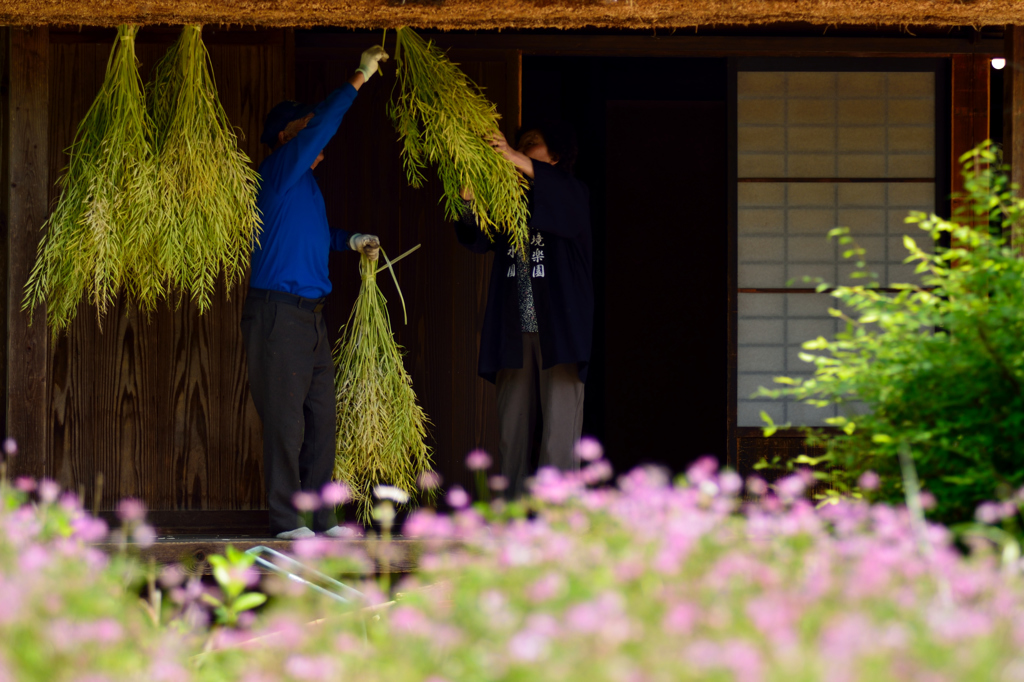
[204,546,267,627]
[757,142,1024,525]
[23,25,157,333]
[147,25,261,313]
[387,27,529,255]
[334,254,436,524]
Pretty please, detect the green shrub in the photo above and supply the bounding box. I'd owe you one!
[758,143,1024,527]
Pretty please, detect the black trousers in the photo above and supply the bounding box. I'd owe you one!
[241,293,336,534]
[496,333,584,499]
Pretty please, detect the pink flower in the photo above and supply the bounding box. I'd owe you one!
[71,516,108,543]
[418,470,442,490]
[526,572,566,602]
[920,491,937,510]
[38,479,61,504]
[284,655,337,681]
[719,471,743,496]
[775,474,805,501]
[133,524,157,548]
[320,482,350,506]
[292,491,321,512]
[446,486,470,509]
[159,564,186,589]
[686,456,719,485]
[489,475,509,491]
[466,449,492,471]
[746,476,768,496]
[116,498,147,522]
[976,501,1002,524]
[663,603,697,634]
[581,460,613,485]
[575,436,604,462]
[14,477,35,493]
[2,438,16,456]
[858,470,880,491]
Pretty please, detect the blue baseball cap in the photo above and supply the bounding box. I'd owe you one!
[261,100,316,146]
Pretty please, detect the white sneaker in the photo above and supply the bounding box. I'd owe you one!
[324,525,355,538]
[275,527,315,540]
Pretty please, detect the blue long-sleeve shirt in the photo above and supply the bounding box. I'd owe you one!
[249,84,359,299]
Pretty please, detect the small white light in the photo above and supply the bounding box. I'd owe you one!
[992,58,1007,70]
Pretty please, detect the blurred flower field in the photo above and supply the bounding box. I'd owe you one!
[1,436,1023,682]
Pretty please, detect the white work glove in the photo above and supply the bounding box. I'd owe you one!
[349,233,380,261]
[355,46,389,82]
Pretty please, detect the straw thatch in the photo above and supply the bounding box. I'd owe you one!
[1,0,1022,30]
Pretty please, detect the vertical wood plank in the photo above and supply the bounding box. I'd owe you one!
[951,54,990,229]
[6,27,49,478]
[1004,26,1024,249]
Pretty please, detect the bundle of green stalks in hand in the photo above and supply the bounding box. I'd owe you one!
[147,25,261,313]
[388,27,529,255]
[334,254,435,524]
[23,25,157,333]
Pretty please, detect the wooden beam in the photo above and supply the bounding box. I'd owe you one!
[1006,27,1024,249]
[4,27,49,478]
[297,33,1004,58]
[951,54,991,228]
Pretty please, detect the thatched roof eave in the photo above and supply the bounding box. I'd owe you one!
[2,0,1022,31]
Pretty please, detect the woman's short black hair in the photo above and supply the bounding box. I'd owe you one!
[517,121,579,174]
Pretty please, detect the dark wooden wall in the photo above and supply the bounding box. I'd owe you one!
[296,36,518,495]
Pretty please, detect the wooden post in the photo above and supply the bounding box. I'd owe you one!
[1005,26,1024,248]
[951,54,990,229]
[3,27,49,477]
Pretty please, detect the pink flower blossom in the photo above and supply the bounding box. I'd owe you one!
[466,449,492,471]
[581,460,613,485]
[575,436,604,462]
[38,479,61,504]
[291,491,321,512]
[858,470,880,491]
[418,470,442,490]
[284,655,337,681]
[133,524,157,548]
[446,486,470,509]
[71,516,108,543]
[320,482,350,506]
[13,477,35,493]
[686,456,719,485]
[116,498,147,522]
[489,475,509,491]
[2,438,16,456]
[746,476,768,496]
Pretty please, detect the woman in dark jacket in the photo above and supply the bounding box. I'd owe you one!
[455,123,593,498]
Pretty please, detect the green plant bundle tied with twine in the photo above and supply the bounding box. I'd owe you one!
[334,251,435,524]
[23,25,157,333]
[147,25,261,313]
[387,27,529,255]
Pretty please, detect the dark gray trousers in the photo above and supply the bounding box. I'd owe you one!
[496,333,584,499]
[241,296,336,534]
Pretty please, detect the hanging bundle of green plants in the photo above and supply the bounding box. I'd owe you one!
[147,25,261,313]
[387,27,529,255]
[23,24,157,333]
[334,253,435,524]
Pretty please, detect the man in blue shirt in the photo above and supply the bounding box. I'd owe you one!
[241,46,388,540]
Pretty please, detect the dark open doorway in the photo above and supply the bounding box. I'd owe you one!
[522,56,729,477]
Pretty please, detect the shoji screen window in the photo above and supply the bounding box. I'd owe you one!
[735,64,942,428]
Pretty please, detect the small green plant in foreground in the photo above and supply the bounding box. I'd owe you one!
[758,142,1024,528]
